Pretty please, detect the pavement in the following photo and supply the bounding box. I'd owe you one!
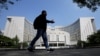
[0,48,100,56]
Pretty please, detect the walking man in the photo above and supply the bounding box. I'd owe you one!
[28,10,55,52]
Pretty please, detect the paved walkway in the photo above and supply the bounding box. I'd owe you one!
[0,48,100,56]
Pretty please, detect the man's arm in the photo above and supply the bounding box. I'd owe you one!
[46,20,55,23]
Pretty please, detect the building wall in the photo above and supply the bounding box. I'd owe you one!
[59,19,81,45]
[59,17,96,45]
[4,16,25,42]
[47,27,70,46]
[79,17,96,41]
[23,19,33,42]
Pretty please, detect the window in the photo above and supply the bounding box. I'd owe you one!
[49,43,57,46]
[58,43,64,46]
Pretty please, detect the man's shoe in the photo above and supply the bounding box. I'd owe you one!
[47,48,54,52]
[27,47,34,52]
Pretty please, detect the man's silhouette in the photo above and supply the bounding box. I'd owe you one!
[28,10,55,52]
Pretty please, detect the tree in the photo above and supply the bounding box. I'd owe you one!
[77,40,87,48]
[0,35,14,47]
[87,30,100,46]
[0,0,100,12]
[12,35,19,45]
[0,0,20,10]
[73,0,100,12]
[21,42,28,49]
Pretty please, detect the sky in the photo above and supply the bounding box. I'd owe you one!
[0,0,100,30]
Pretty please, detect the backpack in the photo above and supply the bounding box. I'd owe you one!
[33,18,37,29]
[33,16,40,29]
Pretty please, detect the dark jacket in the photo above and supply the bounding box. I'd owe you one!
[33,14,53,31]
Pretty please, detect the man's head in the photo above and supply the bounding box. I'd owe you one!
[41,10,47,16]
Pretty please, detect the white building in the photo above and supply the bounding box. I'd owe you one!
[4,16,96,48]
[58,17,96,45]
[4,16,35,43]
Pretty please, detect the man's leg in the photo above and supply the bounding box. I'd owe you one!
[28,29,42,51]
[42,31,49,49]
[42,30,54,52]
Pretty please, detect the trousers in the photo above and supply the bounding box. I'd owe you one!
[29,29,49,49]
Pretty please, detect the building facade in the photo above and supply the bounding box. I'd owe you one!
[4,16,96,48]
[58,17,96,45]
[4,16,35,43]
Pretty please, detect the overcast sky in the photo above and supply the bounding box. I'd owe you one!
[0,0,100,30]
